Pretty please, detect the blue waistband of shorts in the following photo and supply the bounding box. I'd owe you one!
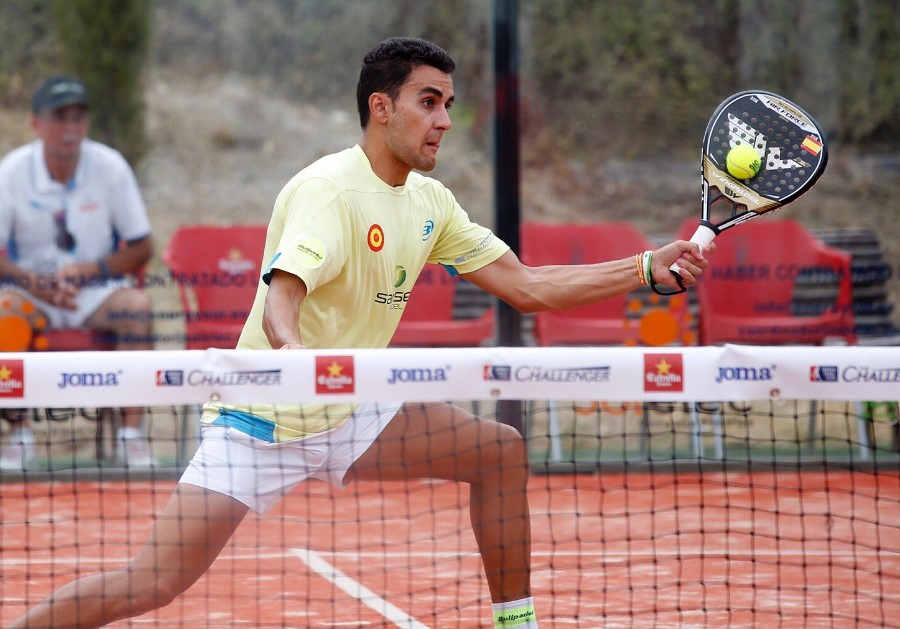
[211,409,276,443]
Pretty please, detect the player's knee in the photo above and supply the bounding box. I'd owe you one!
[126,568,192,612]
[491,424,529,476]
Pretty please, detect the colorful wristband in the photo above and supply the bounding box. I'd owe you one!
[635,253,646,285]
[642,251,653,287]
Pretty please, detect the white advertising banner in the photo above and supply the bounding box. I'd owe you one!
[0,345,896,408]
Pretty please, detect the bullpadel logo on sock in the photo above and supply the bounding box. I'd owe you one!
[495,606,535,627]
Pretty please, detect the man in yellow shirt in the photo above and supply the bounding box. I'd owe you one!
[12,37,709,629]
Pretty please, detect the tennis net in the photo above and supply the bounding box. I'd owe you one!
[1,346,897,627]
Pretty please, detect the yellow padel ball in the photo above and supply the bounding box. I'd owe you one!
[726,143,762,179]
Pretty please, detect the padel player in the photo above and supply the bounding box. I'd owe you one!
[11,37,710,629]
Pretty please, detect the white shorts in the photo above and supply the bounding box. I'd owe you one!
[179,402,402,513]
[4,279,129,328]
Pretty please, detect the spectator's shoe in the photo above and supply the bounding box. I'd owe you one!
[115,432,158,468]
[0,428,37,471]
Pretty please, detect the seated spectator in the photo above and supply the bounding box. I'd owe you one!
[0,77,156,469]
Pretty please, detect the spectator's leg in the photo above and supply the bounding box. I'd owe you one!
[0,291,47,469]
[86,288,156,466]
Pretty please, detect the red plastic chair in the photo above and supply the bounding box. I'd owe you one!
[391,264,494,346]
[520,221,689,347]
[39,328,117,351]
[679,218,856,345]
[162,224,268,349]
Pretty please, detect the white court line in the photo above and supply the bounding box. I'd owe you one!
[289,547,430,629]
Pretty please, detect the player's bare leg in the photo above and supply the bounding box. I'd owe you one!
[8,483,248,629]
[347,402,532,602]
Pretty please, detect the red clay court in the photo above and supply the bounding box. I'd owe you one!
[2,469,897,628]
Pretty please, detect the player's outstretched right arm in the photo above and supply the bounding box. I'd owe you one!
[461,243,709,314]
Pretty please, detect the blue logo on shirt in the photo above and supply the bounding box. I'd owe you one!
[422,220,434,241]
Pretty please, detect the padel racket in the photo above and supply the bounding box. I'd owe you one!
[653,90,828,295]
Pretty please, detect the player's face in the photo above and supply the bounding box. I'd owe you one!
[384,64,454,173]
[32,105,89,162]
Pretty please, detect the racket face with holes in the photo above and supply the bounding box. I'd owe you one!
[700,90,828,233]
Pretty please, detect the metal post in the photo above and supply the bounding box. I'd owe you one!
[492,0,524,436]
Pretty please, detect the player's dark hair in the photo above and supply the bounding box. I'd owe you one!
[356,37,455,129]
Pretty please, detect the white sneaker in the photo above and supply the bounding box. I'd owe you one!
[0,428,37,471]
[115,434,158,468]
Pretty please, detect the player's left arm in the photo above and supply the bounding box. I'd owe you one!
[461,242,708,313]
[263,269,307,349]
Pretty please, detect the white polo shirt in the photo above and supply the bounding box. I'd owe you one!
[0,138,151,275]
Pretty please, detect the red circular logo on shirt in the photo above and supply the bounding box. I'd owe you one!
[367,224,384,252]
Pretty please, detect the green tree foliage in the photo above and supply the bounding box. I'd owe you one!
[529,0,722,159]
[51,0,152,164]
[1,0,897,161]
[527,0,899,158]
[0,0,57,106]
[836,0,900,145]
[152,0,486,124]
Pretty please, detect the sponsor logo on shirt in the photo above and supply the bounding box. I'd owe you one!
[316,356,354,393]
[367,224,385,252]
[375,264,411,308]
[0,360,25,398]
[422,220,434,242]
[453,233,494,265]
[393,265,407,288]
[644,353,684,392]
[294,236,326,269]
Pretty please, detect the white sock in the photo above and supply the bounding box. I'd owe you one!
[117,426,144,441]
[9,426,35,443]
[492,597,538,628]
